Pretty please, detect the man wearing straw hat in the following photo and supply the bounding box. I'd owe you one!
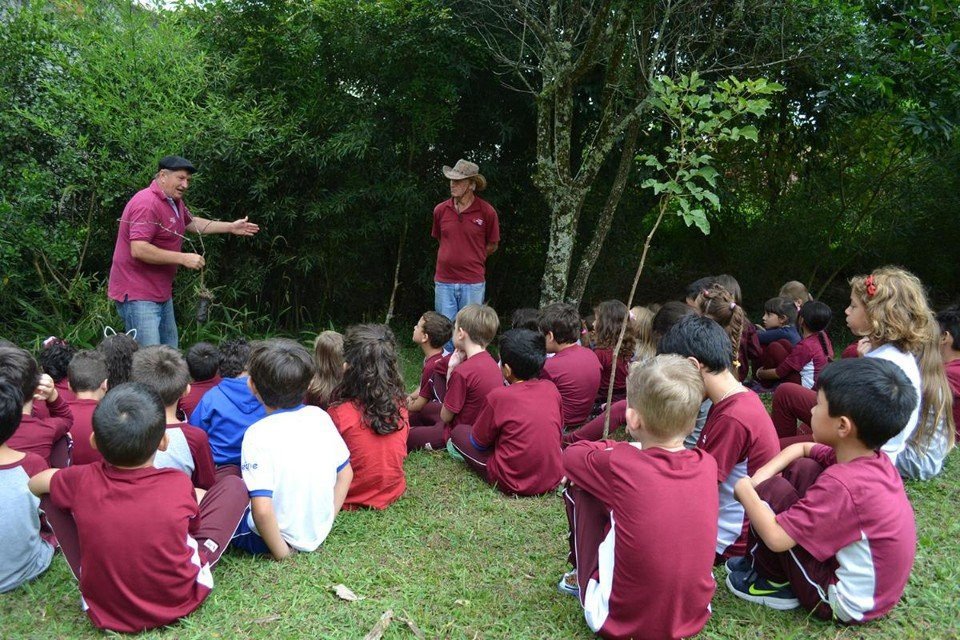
[432,159,500,349]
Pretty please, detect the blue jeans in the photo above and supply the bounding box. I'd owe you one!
[115,298,179,348]
[435,281,486,352]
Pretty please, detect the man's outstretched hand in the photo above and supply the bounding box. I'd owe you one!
[229,217,260,237]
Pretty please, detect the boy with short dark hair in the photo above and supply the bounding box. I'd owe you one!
[448,328,564,496]
[131,346,216,489]
[0,346,73,466]
[65,350,109,465]
[538,303,602,427]
[179,342,222,420]
[233,339,352,560]
[189,338,266,468]
[0,381,54,592]
[728,358,918,623]
[28,383,249,633]
[407,311,453,426]
[559,354,719,639]
[659,315,780,562]
[407,304,503,451]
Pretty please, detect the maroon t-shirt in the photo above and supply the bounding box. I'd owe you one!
[697,391,779,558]
[541,345,602,426]
[443,351,503,437]
[179,376,222,422]
[49,463,212,633]
[776,332,832,389]
[740,322,762,381]
[593,348,630,402]
[417,352,444,401]
[471,379,564,496]
[944,359,960,439]
[777,445,916,623]
[108,180,193,303]
[170,422,217,490]
[564,441,719,639]
[9,395,73,465]
[432,196,500,283]
[67,398,101,466]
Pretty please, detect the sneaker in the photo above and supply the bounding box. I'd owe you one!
[445,438,464,461]
[724,555,752,575]
[725,569,799,610]
[557,570,579,597]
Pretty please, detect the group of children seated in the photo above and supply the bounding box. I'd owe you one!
[1,265,958,639]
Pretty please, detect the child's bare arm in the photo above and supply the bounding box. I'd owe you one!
[28,468,58,496]
[749,442,815,486]
[406,394,427,413]
[440,406,456,424]
[332,463,353,516]
[250,496,291,561]
[734,479,797,552]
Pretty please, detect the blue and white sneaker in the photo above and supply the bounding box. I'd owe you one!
[557,570,579,597]
[724,555,752,575]
[725,569,799,610]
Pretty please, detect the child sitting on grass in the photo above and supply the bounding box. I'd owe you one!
[0,346,73,466]
[233,339,352,560]
[756,300,833,389]
[36,337,77,412]
[728,357,917,623]
[936,307,960,438]
[558,354,718,640]
[539,303,601,427]
[97,330,139,387]
[592,300,636,405]
[406,312,452,426]
[64,350,109,465]
[0,381,54,593]
[449,328,564,496]
[189,338,266,469]
[659,315,779,562]
[179,342,221,420]
[131,346,217,490]
[407,304,502,451]
[305,330,344,410]
[329,325,409,510]
[29,383,249,633]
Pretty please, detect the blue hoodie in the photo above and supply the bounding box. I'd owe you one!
[189,376,266,465]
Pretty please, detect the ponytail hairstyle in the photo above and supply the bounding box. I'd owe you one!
[306,330,344,409]
[912,316,956,453]
[333,324,406,435]
[695,284,744,371]
[593,300,637,358]
[799,300,833,357]
[630,306,656,362]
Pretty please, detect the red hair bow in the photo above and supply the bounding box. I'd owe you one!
[865,275,877,298]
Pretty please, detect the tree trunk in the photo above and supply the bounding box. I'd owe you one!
[538,188,586,306]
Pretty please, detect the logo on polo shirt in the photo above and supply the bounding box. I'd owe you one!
[473,218,484,226]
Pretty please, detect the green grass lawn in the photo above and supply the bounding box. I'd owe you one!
[3,348,960,638]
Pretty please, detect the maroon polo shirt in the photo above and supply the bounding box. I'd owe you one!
[417,352,444,400]
[108,180,193,303]
[67,398,101,465]
[471,378,564,496]
[9,395,73,465]
[442,350,503,438]
[432,195,500,283]
[594,348,630,401]
[541,345,602,425]
[179,375,222,422]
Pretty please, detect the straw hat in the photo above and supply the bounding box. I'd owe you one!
[442,159,486,191]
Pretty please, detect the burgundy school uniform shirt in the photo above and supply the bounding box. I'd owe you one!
[417,352,444,401]
[443,351,503,439]
[945,359,960,439]
[775,332,833,390]
[33,381,77,421]
[739,322,762,381]
[593,348,629,402]
[564,441,719,640]
[154,422,217,490]
[178,375,222,422]
[328,401,408,510]
[108,180,193,303]
[8,395,73,464]
[470,378,564,496]
[777,445,916,623]
[697,391,779,558]
[67,398,101,465]
[49,463,213,633]
[432,196,500,284]
[541,345,602,425]
[430,353,453,403]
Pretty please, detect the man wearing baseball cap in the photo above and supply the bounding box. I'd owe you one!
[432,159,500,349]
[107,155,260,348]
